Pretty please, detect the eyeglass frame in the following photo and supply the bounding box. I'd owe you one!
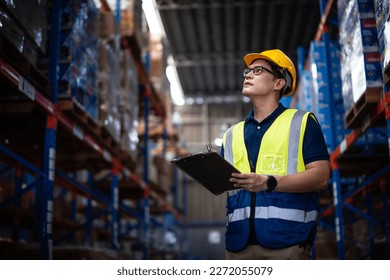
[242,66,278,78]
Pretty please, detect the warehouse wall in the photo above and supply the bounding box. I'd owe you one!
[174,102,252,259]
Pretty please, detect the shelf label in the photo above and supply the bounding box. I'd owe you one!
[103,150,111,161]
[340,139,347,154]
[123,168,131,178]
[72,124,84,140]
[49,148,56,181]
[18,77,35,101]
[48,200,54,211]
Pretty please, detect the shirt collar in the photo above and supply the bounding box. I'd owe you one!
[245,103,287,124]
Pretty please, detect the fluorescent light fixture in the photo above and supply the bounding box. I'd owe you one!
[143,1,183,106]
[166,61,185,106]
[142,0,166,35]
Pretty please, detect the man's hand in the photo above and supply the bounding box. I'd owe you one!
[230,172,268,192]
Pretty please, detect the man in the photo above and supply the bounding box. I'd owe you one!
[221,49,330,260]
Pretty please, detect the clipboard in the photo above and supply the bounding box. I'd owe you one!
[170,149,241,195]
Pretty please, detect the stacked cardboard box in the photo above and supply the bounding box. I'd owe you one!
[120,0,143,36]
[297,40,350,151]
[1,0,47,52]
[98,37,121,142]
[98,9,141,149]
[0,0,47,65]
[301,39,388,153]
[374,0,390,81]
[338,0,383,111]
[59,0,100,121]
[119,50,139,159]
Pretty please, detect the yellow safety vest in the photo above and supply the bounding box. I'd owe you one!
[223,109,309,175]
[222,109,319,251]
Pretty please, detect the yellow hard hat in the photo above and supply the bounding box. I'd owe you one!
[243,49,296,96]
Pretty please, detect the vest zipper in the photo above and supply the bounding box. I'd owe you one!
[249,160,256,243]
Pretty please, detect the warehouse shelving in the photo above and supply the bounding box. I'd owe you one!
[0,0,181,260]
[298,0,390,259]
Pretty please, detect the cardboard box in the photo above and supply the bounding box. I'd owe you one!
[99,11,116,39]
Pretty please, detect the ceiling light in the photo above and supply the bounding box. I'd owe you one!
[142,0,166,35]
[166,63,185,106]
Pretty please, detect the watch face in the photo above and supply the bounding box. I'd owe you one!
[267,175,277,191]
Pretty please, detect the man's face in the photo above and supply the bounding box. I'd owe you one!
[242,59,281,98]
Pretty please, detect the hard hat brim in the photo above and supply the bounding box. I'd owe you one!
[243,53,280,67]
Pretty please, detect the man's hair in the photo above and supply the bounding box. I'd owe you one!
[264,60,286,100]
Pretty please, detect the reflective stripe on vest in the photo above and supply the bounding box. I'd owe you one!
[224,125,235,165]
[228,206,318,223]
[287,110,306,175]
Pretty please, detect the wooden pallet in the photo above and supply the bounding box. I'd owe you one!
[0,101,35,113]
[344,87,382,129]
[99,124,123,155]
[57,98,101,137]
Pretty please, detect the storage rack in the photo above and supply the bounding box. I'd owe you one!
[298,0,390,259]
[0,0,181,260]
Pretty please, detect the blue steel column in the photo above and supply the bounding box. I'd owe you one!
[86,172,94,245]
[385,117,390,257]
[41,115,57,260]
[12,168,22,241]
[111,167,119,250]
[40,0,62,260]
[143,94,151,259]
[332,169,345,259]
[70,192,77,243]
[319,0,345,260]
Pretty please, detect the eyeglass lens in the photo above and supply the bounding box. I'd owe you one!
[243,66,273,77]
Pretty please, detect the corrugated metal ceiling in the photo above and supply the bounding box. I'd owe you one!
[157,0,321,103]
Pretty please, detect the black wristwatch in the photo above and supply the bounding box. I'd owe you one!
[266,175,277,192]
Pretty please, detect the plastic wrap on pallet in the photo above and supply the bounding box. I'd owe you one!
[98,40,121,142]
[0,9,24,52]
[374,0,390,75]
[59,0,99,121]
[1,0,47,52]
[0,7,40,66]
[119,50,139,158]
[338,0,383,112]
[121,112,139,160]
[297,69,316,113]
[307,40,350,150]
[120,50,139,113]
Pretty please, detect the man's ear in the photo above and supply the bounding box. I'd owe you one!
[274,78,286,91]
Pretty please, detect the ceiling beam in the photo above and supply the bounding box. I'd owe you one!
[174,57,242,67]
[156,0,316,11]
